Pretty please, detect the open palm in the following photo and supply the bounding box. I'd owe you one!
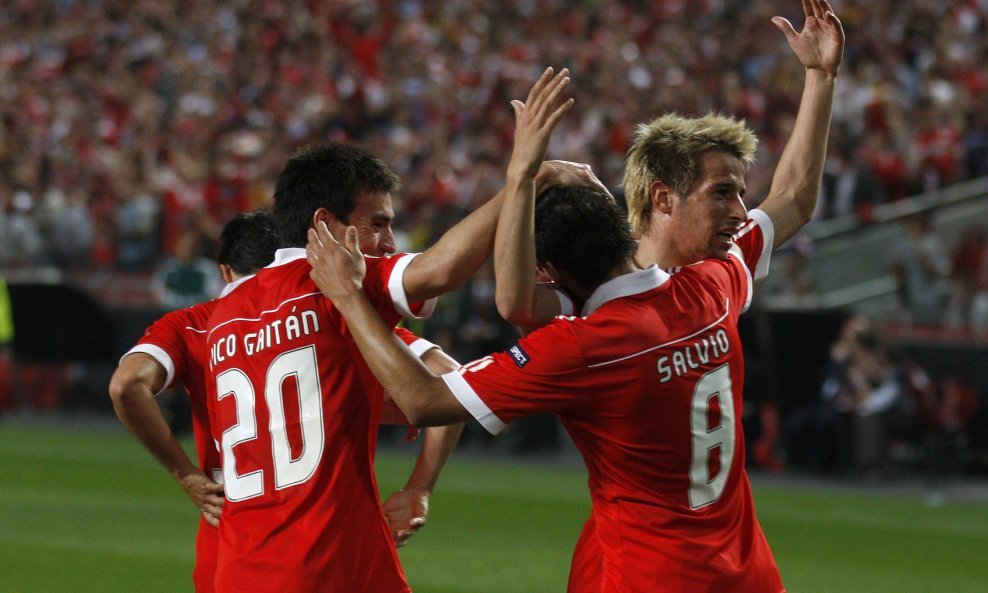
[773,0,844,76]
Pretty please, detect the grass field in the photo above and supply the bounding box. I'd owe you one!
[2,423,987,593]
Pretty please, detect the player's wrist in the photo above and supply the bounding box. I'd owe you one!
[329,285,367,308]
[805,66,838,84]
[507,167,538,190]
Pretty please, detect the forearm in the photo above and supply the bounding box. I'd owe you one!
[404,189,505,303]
[763,68,837,246]
[112,386,200,482]
[402,423,464,493]
[494,173,539,326]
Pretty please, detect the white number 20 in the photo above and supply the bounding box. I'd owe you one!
[688,364,736,509]
[216,346,325,501]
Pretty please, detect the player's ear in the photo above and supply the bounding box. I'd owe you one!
[539,261,565,285]
[218,263,236,284]
[650,180,675,215]
[313,208,346,241]
[535,261,553,284]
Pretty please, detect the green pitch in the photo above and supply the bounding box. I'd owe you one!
[1,424,986,593]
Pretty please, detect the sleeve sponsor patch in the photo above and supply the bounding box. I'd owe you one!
[508,344,530,368]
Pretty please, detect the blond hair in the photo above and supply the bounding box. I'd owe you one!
[623,113,758,236]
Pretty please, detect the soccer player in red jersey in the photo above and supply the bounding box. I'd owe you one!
[305,71,782,591]
[306,3,844,586]
[308,62,782,593]
[626,0,844,272]
[109,211,280,593]
[110,211,455,592]
[203,73,596,593]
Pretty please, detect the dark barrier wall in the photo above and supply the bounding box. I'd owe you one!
[8,284,165,365]
[8,283,117,363]
[740,308,848,413]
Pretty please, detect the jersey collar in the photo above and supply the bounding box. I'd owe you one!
[218,273,254,298]
[581,265,670,316]
[217,248,305,298]
[270,247,307,266]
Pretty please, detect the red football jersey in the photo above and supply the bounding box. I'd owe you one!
[205,248,432,593]
[126,301,221,593]
[442,211,783,592]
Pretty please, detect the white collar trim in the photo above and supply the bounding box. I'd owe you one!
[218,247,303,298]
[581,265,670,316]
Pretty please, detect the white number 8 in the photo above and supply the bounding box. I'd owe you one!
[688,364,736,509]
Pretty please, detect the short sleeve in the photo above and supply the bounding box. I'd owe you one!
[385,253,437,319]
[441,321,591,434]
[124,311,189,393]
[733,209,773,282]
[393,326,441,359]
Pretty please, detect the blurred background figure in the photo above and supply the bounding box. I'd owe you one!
[151,229,221,311]
[890,213,952,325]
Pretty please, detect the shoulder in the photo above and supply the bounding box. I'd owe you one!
[497,317,585,372]
[675,258,750,315]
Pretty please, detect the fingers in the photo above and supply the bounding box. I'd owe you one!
[345,225,361,257]
[307,222,358,258]
[202,511,220,528]
[202,502,223,518]
[771,16,797,42]
[394,517,426,547]
[523,67,555,107]
[530,68,570,123]
[518,67,571,124]
[545,96,575,131]
[821,0,842,31]
[317,220,338,246]
[804,0,819,20]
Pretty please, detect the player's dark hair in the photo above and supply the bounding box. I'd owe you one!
[217,210,279,275]
[272,142,401,247]
[535,186,636,288]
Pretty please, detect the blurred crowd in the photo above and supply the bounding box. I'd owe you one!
[887,213,988,330]
[2,0,988,276]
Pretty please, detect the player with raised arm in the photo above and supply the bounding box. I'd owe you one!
[202,67,594,593]
[305,61,792,591]
[494,0,844,334]
[627,0,843,271]
[500,2,844,589]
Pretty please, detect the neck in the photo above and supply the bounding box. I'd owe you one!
[565,259,639,303]
[635,233,683,269]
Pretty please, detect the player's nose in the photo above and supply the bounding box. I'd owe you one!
[380,229,396,254]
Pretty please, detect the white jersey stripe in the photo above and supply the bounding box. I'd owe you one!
[586,299,730,369]
[442,370,508,435]
[207,291,323,340]
[122,344,175,394]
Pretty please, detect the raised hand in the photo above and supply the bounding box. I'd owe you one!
[506,67,575,182]
[536,160,615,203]
[772,0,844,77]
[306,222,366,302]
